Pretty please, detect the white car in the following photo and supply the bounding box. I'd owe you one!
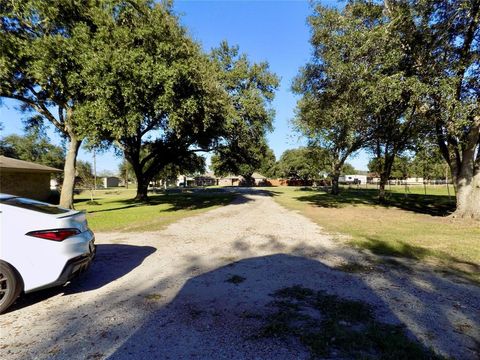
[0,194,95,313]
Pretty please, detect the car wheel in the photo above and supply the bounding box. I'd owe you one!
[0,262,23,314]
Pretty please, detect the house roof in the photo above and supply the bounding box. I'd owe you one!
[219,173,266,180]
[252,172,267,179]
[194,173,216,179]
[0,156,62,173]
[219,174,240,180]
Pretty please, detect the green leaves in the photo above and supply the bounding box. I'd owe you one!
[0,127,65,170]
[210,41,279,178]
[293,1,386,180]
[276,147,329,181]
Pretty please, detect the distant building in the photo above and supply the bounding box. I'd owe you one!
[102,176,120,188]
[217,175,240,186]
[242,172,268,186]
[176,175,195,187]
[0,156,62,201]
[195,173,217,187]
[173,172,269,187]
[339,174,367,185]
[368,177,424,185]
[218,173,268,187]
[394,177,424,185]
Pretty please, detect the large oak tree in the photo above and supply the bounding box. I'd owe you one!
[81,2,230,201]
[209,42,279,184]
[293,1,411,196]
[1,1,90,207]
[0,0,145,208]
[383,0,479,218]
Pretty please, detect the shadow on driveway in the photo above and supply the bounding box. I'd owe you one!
[103,254,462,359]
[6,244,156,313]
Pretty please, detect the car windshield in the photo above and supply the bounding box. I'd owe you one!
[0,197,70,215]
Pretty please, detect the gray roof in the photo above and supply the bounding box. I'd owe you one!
[0,156,62,173]
[219,174,240,180]
[251,172,267,179]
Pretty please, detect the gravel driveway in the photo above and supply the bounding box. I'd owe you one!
[1,190,479,359]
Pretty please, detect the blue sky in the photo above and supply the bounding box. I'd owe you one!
[0,0,369,173]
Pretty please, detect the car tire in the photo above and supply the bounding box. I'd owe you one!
[0,262,23,314]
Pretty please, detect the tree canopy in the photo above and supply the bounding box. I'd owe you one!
[97,37,279,196]
[384,0,479,217]
[209,42,279,184]
[276,147,329,181]
[0,0,147,207]
[295,0,479,217]
[293,1,382,194]
[0,128,65,170]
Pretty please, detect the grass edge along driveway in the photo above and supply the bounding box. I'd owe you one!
[269,186,480,284]
[75,188,237,233]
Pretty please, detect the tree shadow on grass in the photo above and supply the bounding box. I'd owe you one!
[73,197,93,204]
[85,191,245,214]
[357,236,432,260]
[292,188,455,217]
[356,236,480,284]
[5,244,156,314]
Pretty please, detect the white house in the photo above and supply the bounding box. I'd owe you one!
[176,175,195,187]
[339,174,368,184]
[368,177,424,185]
[396,177,424,185]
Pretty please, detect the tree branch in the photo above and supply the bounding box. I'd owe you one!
[190,147,215,153]
[140,118,162,137]
[455,1,479,100]
[435,120,453,170]
[0,93,66,134]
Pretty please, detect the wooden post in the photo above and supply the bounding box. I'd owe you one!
[124,154,129,189]
[93,148,97,191]
[445,166,451,200]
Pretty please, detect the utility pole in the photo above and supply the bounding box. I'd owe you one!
[445,165,451,200]
[93,148,97,191]
[124,153,128,189]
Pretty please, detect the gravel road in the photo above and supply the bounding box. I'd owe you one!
[1,190,479,359]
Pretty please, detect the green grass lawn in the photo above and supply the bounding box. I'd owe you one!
[75,188,236,233]
[268,186,480,283]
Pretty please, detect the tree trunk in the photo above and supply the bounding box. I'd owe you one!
[440,118,480,219]
[331,162,342,195]
[242,173,254,187]
[125,151,150,202]
[135,176,149,202]
[452,161,480,219]
[59,137,82,209]
[377,153,395,203]
[129,156,167,201]
[378,173,389,202]
[331,171,340,195]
